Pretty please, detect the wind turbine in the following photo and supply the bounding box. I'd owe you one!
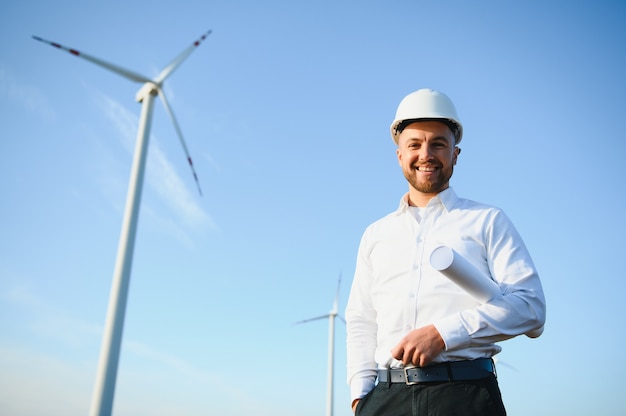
[33,30,212,416]
[296,275,345,416]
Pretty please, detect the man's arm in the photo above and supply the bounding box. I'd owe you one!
[434,210,546,351]
[345,232,378,409]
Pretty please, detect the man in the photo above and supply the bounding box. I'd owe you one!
[345,89,546,415]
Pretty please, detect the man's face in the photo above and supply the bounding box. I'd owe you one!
[396,120,459,201]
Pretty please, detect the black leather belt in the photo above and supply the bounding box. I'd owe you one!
[378,358,495,385]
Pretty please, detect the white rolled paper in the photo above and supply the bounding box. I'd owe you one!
[429,245,501,303]
[430,245,544,338]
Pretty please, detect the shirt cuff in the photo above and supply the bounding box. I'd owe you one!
[350,376,376,402]
[434,313,471,351]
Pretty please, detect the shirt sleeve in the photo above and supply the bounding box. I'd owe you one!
[434,209,546,351]
[345,230,379,401]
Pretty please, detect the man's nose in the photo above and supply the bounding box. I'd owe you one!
[418,144,434,161]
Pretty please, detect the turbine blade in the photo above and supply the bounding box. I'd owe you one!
[332,273,342,311]
[155,29,212,84]
[32,35,152,84]
[158,90,203,196]
[294,314,328,325]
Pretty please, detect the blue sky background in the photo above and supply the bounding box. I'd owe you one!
[1,1,625,415]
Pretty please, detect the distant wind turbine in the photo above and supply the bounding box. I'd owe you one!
[296,275,345,416]
[33,30,212,416]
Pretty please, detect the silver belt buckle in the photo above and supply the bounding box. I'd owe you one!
[403,366,419,386]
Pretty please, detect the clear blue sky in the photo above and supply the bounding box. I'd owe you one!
[1,1,625,415]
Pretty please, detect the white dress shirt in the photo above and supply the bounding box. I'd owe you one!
[345,188,546,401]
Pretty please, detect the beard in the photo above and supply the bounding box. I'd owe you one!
[403,164,454,194]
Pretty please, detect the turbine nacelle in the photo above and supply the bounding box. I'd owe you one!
[135,82,159,102]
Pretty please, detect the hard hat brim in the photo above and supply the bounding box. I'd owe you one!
[390,118,463,145]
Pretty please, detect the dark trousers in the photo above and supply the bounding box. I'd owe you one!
[355,374,507,416]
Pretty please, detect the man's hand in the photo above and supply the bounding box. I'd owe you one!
[351,399,360,413]
[390,324,445,367]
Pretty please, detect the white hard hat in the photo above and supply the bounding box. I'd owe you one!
[390,88,463,145]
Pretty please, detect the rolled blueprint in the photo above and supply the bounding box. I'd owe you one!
[430,245,544,338]
[430,245,501,303]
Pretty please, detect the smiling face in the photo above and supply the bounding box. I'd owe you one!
[396,120,460,206]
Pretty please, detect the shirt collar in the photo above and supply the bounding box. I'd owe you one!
[396,187,458,215]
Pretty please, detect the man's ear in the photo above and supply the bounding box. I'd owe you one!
[453,146,461,165]
[396,147,402,166]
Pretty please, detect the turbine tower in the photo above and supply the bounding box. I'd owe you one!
[296,275,345,416]
[33,30,212,416]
